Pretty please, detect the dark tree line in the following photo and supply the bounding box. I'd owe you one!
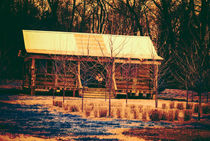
[0,0,209,98]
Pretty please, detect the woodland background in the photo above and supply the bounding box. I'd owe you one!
[0,0,209,93]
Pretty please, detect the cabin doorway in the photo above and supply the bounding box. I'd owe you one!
[80,62,107,88]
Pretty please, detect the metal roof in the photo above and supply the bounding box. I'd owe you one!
[23,30,163,60]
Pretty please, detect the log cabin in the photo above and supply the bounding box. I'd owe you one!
[21,30,163,98]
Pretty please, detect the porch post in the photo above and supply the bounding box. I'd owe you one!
[30,58,36,95]
[154,64,159,108]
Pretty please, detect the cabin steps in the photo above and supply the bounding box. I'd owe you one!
[83,88,114,99]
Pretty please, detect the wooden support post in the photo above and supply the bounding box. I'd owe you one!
[154,64,159,108]
[30,58,36,95]
[77,61,82,96]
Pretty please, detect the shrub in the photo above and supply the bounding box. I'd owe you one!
[194,104,199,113]
[69,105,79,112]
[99,108,107,117]
[202,104,210,114]
[116,108,122,118]
[167,110,174,121]
[170,102,175,109]
[149,109,161,121]
[174,110,179,120]
[184,110,192,121]
[177,103,184,110]
[186,103,193,109]
[162,103,167,109]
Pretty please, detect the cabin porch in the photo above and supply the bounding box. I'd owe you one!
[22,55,160,99]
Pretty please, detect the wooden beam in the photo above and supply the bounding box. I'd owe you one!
[25,54,162,65]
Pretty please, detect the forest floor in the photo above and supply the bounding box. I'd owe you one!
[0,92,209,141]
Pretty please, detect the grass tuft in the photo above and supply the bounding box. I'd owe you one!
[124,108,129,119]
[99,107,107,117]
[69,105,79,112]
[133,110,139,119]
[116,108,122,118]
[149,109,161,121]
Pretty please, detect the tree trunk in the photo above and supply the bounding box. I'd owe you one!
[82,88,84,112]
[126,91,128,104]
[109,61,113,117]
[154,65,158,108]
[69,0,76,31]
[155,91,158,108]
[192,91,194,102]
[63,88,65,104]
[186,89,189,107]
[53,88,55,104]
[198,91,202,121]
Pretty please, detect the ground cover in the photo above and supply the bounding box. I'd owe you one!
[0,94,209,140]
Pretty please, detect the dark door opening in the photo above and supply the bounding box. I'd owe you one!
[80,62,107,88]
